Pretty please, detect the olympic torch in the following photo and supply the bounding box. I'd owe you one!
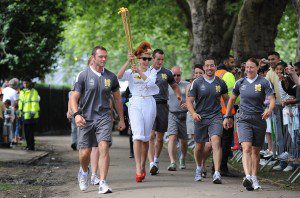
[118,7,136,70]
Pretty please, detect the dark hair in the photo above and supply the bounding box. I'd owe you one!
[258,65,269,74]
[23,77,32,83]
[92,46,107,56]
[276,61,287,68]
[294,62,300,69]
[152,49,164,58]
[223,55,234,62]
[268,51,280,59]
[204,56,215,63]
[4,99,11,106]
[193,64,204,71]
[247,58,259,66]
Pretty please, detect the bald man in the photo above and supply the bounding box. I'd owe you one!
[166,66,189,171]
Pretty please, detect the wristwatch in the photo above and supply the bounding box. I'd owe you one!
[223,115,233,120]
[73,112,81,119]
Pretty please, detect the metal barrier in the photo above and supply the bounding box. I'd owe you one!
[230,105,300,183]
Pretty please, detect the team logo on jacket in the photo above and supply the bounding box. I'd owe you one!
[161,73,167,80]
[89,78,95,86]
[216,85,221,93]
[104,79,111,87]
[133,73,142,80]
[255,84,261,92]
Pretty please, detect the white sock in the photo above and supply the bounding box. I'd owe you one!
[214,170,220,175]
[196,165,202,170]
[251,175,257,180]
[246,175,251,179]
[81,170,88,176]
[154,157,159,164]
[100,180,106,184]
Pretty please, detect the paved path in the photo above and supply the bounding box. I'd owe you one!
[38,135,298,198]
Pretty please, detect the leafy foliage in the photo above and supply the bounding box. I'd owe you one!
[275,3,298,62]
[61,0,191,80]
[0,0,67,80]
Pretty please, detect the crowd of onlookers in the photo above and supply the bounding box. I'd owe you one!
[0,77,40,151]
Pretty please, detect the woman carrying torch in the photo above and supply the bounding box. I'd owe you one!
[117,42,159,182]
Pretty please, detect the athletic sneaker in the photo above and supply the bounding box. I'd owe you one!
[78,168,89,191]
[179,159,186,169]
[212,171,222,184]
[263,150,273,158]
[283,165,294,172]
[194,168,202,182]
[242,177,254,191]
[273,164,283,171]
[251,176,261,190]
[150,162,159,175]
[167,162,177,171]
[98,180,112,194]
[278,151,289,160]
[91,174,100,185]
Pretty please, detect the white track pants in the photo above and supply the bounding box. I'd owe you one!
[128,96,156,142]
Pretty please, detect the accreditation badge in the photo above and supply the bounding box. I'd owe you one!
[104,79,111,87]
[161,73,167,80]
[216,85,221,93]
[255,84,261,92]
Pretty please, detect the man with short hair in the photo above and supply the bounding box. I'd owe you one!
[187,57,229,184]
[70,46,125,194]
[265,51,285,158]
[166,66,189,171]
[148,49,182,175]
[18,78,39,151]
[2,78,19,105]
[216,55,237,176]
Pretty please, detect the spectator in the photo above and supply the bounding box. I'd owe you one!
[12,102,20,145]
[3,99,15,144]
[2,78,19,105]
[0,94,5,142]
[19,78,40,151]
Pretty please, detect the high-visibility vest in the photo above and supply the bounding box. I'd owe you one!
[18,88,40,120]
[215,69,236,115]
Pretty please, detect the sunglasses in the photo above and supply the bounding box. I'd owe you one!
[140,57,152,61]
[173,74,181,77]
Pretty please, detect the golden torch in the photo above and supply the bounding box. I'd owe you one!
[118,7,136,69]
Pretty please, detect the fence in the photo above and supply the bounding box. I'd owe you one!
[231,104,300,183]
[35,85,70,135]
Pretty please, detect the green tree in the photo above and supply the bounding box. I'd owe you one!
[61,0,191,80]
[0,0,67,80]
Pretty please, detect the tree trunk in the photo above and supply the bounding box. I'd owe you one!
[292,0,300,62]
[185,0,237,65]
[232,0,287,62]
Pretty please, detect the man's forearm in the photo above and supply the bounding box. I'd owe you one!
[114,97,124,121]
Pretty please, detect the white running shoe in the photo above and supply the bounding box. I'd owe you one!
[91,174,100,185]
[283,165,294,172]
[98,180,112,194]
[259,159,266,166]
[213,171,222,184]
[251,176,261,190]
[273,164,283,171]
[260,150,266,156]
[278,152,289,160]
[78,168,89,191]
[194,168,202,182]
[263,150,273,158]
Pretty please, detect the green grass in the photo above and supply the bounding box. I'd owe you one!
[0,183,16,191]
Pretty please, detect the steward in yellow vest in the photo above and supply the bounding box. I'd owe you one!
[19,83,40,121]
[18,78,40,151]
[215,56,237,176]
